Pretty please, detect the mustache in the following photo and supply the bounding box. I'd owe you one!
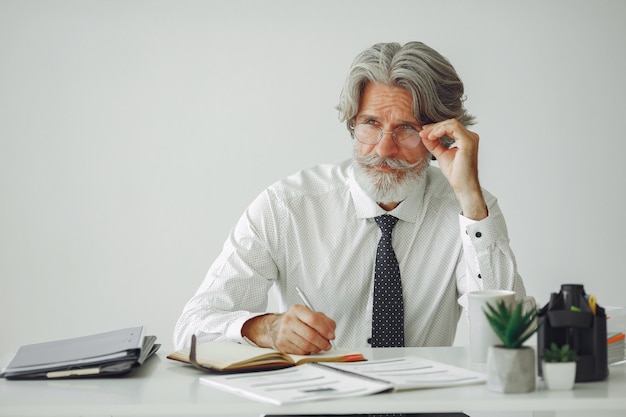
[354,153,424,172]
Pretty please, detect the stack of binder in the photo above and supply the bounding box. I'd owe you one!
[607,306,625,365]
[608,332,625,365]
[0,326,159,379]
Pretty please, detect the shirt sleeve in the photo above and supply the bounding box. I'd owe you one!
[172,189,282,350]
[456,192,526,313]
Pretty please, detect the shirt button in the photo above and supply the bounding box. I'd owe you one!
[475,231,482,238]
[478,274,482,279]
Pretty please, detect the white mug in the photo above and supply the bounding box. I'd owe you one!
[468,290,536,363]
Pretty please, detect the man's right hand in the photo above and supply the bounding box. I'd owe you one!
[241,304,336,355]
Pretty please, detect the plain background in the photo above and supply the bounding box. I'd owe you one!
[1,0,625,357]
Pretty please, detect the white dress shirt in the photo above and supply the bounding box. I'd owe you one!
[173,159,525,350]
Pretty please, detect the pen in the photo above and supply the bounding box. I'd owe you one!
[295,286,337,349]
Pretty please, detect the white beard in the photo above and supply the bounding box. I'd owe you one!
[353,149,430,204]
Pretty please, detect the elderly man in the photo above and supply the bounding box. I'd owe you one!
[174,41,526,358]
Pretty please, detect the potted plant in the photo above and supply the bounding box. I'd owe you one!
[542,342,577,390]
[483,299,539,393]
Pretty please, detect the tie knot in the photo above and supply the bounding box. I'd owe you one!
[374,214,399,233]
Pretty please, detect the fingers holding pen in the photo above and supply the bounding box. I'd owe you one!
[272,305,336,355]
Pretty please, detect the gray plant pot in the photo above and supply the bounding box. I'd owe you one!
[486,345,536,393]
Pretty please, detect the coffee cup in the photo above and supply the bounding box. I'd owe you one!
[468,290,536,362]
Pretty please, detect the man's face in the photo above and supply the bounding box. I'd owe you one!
[354,82,430,167]
[352,82,430,203]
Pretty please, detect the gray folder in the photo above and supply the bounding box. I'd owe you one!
[1,326,159,379]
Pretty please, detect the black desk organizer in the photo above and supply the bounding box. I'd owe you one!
[537,284,608,382]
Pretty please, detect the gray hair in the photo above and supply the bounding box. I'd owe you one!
[337,42,475,131]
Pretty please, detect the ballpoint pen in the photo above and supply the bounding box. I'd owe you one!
[295,286,337,349]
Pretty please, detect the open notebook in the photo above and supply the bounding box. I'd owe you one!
[167,335,365,372]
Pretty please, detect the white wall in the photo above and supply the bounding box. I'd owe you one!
[1,0,625,355]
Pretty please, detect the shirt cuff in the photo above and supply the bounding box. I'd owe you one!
[459,213,501,251]
[225,312,270,344]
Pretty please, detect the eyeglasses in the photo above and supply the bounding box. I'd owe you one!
[350,123,422,149]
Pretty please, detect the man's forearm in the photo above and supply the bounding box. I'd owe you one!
[456,188,488,221]
[241,313,278,349]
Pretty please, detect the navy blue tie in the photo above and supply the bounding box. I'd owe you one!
[371,214,404,348]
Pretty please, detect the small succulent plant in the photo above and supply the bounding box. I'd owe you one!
[543,342,577,362]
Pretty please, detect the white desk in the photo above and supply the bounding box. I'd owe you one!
[1,346,624,417]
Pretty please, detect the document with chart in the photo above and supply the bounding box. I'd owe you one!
[199,356,485,404]
[322,356,486,391]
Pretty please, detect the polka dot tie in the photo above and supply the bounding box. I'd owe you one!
[371,214,404,348]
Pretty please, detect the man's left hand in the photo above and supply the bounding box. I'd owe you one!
[420,119,488,220]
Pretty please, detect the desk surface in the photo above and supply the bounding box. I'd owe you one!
[1,346,625,417]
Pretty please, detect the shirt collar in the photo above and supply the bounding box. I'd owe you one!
[348,161,427,224]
